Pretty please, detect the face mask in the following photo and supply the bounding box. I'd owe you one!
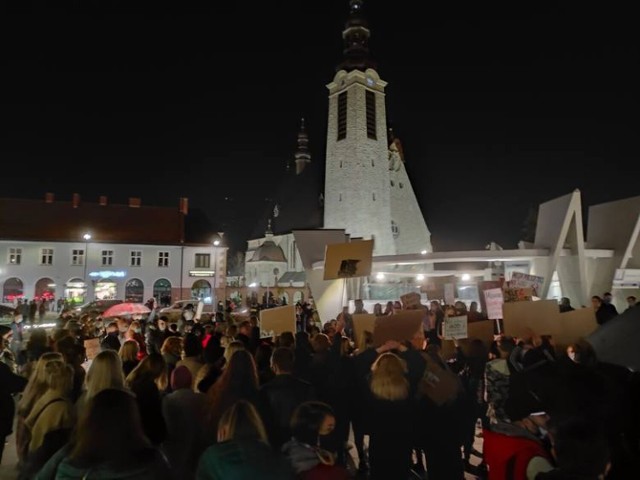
[14,315,23,324]
[538,426,549,439]
[568,351,576,362]
[134,328,141,334]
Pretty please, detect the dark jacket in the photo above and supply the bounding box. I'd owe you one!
[0,361,28,437]
[129,378,167,446]
[197,440,294,480]
[260,374,315,449]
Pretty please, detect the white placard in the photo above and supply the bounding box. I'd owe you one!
[484,288,504,320]
[444,315,468,339]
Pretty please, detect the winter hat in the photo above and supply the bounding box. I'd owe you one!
[170,365,192,391]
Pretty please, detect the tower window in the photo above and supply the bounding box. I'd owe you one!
[372,193,376,201]
[337,92,347,140]
[366,90,377,139]
[339,193,342,202]
[391,221,399,238]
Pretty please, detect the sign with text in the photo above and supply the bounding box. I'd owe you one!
[444,315,468,339]
[483,288,504,319]
[509,272,544,296]
[84,338,100,361]
[503,287,534,303]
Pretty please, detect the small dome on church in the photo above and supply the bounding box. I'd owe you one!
[249,240,287,263]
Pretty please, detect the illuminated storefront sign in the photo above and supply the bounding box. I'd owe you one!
[189,270,215,277]
[89,271,127,279]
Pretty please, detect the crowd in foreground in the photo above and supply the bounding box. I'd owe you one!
[1,296,639,480]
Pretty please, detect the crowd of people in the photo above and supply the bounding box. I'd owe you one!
[0,294,639,479]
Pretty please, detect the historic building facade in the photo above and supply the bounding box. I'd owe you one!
[0,195,227,307]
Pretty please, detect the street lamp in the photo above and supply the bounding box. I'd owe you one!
[212,238,221,311]
[82,233,91,302]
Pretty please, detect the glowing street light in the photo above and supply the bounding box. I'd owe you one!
[416,274,425,281]
[376,272,385,281]
[82,233,92,302]
[420,249,427,255]
[461,273,471,281]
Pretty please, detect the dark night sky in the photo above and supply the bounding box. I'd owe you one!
[2,1,638,253]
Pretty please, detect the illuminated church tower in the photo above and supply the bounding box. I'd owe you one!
[323,0,432,256]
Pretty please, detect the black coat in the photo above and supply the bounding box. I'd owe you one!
[259,374,315,449]
[0,361,27,437]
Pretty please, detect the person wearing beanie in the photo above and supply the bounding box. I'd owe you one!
[162,366,208,478]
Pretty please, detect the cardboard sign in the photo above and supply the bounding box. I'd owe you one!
[400,291,422,309]
[259,305,296,337]
[84,338,100,360]
[444,315,468,339]
[372,310,423,347]
[503,287,534,303]
[502,299,560,341]
[483,288,504,320]
[467,320,496,347]
[554,308,598,348]
[510,272,544,297]
[421,275,456,302]
[352,313,377,351]
[323,240,374,280]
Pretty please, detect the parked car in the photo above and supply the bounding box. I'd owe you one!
[73,299,124,319]
[158,299,213,323]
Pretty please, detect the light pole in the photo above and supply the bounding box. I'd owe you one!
[213,239,220,312]
[82,233,91,302]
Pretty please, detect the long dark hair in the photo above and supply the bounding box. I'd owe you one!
[207,349,258,430]
[69,388,150,465]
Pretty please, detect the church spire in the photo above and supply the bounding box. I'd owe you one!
[338,0,376,72]
[294,117,311,175]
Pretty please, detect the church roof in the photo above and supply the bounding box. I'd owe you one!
[248,239,287,263]
[250,128,324,240]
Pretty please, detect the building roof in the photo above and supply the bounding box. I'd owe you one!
[248,239,287,263]
[278,271,306,285]
[250,157,324,240]
[0,196,218,245]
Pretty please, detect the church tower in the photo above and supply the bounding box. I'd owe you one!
[324,0,432,256]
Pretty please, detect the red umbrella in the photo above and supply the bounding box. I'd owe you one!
[101,302,151,318]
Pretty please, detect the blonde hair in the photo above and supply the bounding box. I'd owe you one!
[86,350,125,399]
[217,400,268,444]
[18,352,64,416]
[223,340,245,365]
[44,359,73,394]
[119,340,139,363]
[369,352,409,401]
